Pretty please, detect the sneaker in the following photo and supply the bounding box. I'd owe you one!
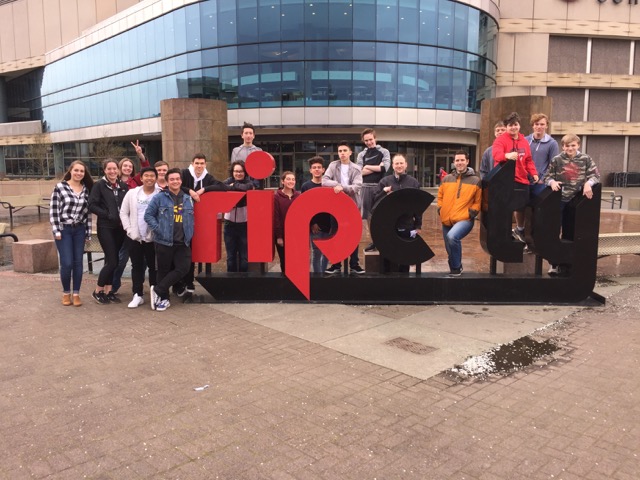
[523,244,532,254]
[548,265,559,276]
[175,285,187,297]
[325,264,342,274]
[448,266,463,277]
[185,284,196,294]
[364,243,377,252]
[512,228,526,243]
[350,265,365,275]
[106,292,121,303]
[150,286,157,310]
[92,291,110,304]
[128,294,144,309]
[155,299,170,312]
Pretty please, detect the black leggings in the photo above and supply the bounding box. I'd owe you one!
[97,226,126,288]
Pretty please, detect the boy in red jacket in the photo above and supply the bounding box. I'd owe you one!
[492,112,539,243]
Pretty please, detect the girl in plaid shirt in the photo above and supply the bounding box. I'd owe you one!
[49,160,94,306]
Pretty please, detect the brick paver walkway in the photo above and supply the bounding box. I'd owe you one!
[1,270,639,479]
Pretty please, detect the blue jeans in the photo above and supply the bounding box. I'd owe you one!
[224,221,248,272]
[55,224,86,293]
[310,231,330,273]
[442,220,474,270]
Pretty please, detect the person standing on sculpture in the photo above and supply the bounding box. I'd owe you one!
[356,128,390,252]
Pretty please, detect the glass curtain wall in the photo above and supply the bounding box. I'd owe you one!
[32,0,497,131]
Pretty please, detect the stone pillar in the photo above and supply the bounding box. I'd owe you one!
[0,146,6,178]
[479,96,554,161]
[0,77,7,123]
[160,99,228,180]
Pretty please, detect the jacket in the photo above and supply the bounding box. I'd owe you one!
[223,176,255,223]
[273,188,300,241]
[120,186,156,242]
[144,189,194,247]
[543,152,600,202]
[356,145,391,184]
[322,160,363,208]
[180,168,228,193]
[373,173,423,230]
[492,131,538,185]
[88,177,129,229]
[437,167,482,227]
[525,133,559,179]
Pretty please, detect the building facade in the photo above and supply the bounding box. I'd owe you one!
[1,0,639,186]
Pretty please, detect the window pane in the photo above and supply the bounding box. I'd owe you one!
[376,62,396,106]
[237,0,258,44]
[353,0,375,41]
[377,0,398,42]
[329,0,353,40]
[398,63,417,107]
[353,61,375,106]
[200,0,218,48]
[259,0,281,42]
[399,0,418,44]
[305,0,329,41]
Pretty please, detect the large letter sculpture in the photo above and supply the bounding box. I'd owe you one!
[285,187,362,299]
[370,188,435,266]
[194,157,602,305]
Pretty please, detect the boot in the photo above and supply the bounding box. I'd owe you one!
[62,294,72,306]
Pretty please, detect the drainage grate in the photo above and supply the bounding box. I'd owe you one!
[384,337,436,355]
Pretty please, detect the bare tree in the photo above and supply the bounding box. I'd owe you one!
[24,135,53,177]
[93,132,126,160]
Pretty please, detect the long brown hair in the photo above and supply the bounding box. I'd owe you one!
[63,160,94,191]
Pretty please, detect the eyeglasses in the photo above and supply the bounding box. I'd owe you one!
[233,170,245,173]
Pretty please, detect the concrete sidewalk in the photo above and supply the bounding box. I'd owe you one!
[1,269,639,479]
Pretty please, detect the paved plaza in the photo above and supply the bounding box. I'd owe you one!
[1,194,639,479]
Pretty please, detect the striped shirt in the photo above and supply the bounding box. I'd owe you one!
[49,181,92,238]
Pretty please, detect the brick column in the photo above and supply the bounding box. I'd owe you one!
[160,99,229,180]
[479,96,554,162]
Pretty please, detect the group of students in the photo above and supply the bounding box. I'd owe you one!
[48,132,259,311]
[480,111,600,274]
[48,116,600,310]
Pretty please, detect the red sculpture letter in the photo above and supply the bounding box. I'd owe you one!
[285,188,362,299]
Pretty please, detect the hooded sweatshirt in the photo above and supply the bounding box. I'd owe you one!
[525,133,559,179]
[492,131,538,185]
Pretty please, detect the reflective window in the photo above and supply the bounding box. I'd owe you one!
[34,0,497,131]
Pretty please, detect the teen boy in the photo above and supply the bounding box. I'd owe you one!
[231,122,262,163]
[356,128,390,252]
[301,156,331,273]
[543,134,599,275]
[526,113,559,197]
[322,141,364,274]
[144,168,194,311]
[479,121,506,179]
[492,112,538,243]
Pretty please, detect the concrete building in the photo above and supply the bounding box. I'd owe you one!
[0,0,638,187]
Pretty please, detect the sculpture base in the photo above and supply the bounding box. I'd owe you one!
[196,272,604,305]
